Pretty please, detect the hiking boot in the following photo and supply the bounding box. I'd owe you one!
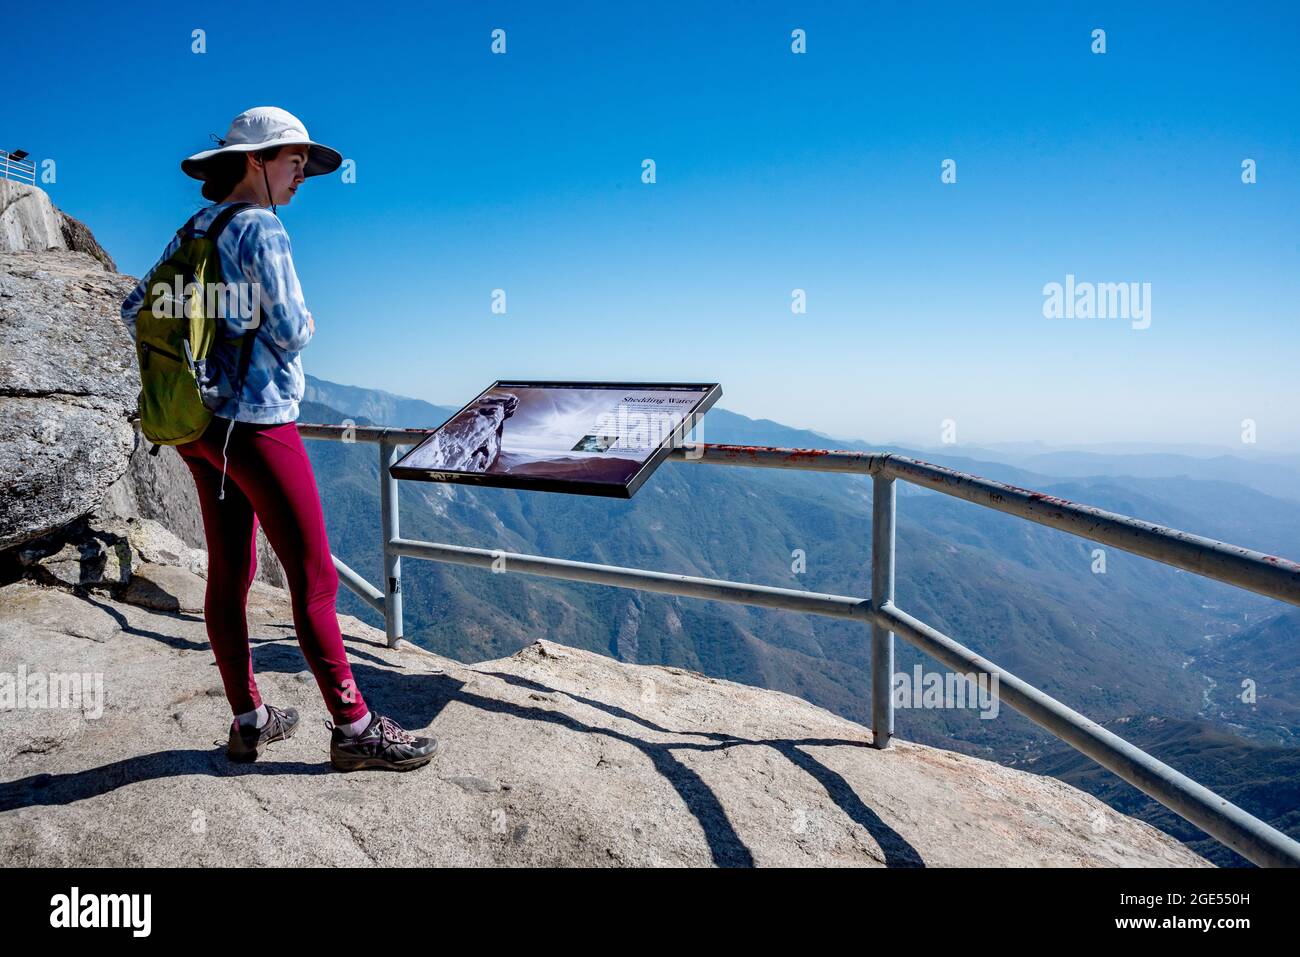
[327,713,439,772]
[226,704,299,762]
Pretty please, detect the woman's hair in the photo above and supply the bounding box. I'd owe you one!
[201,146,284,202]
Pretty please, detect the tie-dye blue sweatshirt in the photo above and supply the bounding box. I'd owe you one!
[119,203,313,424]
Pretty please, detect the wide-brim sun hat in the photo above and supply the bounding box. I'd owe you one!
[181,106,342,181]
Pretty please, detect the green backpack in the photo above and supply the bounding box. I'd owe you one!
[132,201,259,455]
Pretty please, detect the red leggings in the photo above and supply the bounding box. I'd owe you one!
[177,416,369,724]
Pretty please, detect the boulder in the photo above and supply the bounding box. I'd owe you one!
[120,561,207,614]
[0,249,138,551]
[0,180,115,270]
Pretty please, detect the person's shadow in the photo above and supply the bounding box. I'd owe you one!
[1,624,924,868]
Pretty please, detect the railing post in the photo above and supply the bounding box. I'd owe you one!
[871,473,896,749]
[379,434,403,647]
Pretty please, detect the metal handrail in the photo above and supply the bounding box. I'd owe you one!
[297,422,1300,866]
[0,150,37,186]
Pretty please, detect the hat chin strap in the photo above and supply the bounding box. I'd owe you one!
[260,159,278,216]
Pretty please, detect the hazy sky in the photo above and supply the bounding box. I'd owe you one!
[9,1,1298,450]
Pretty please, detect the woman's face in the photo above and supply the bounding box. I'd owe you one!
[253,145,310,205]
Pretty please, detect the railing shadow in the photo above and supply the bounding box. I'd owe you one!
[0,653,923,867]
[479,669,924,867]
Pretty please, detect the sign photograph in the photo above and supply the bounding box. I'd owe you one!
[389,380,722,498]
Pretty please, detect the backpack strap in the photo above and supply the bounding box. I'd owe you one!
[232,320,258,393]
[175,213,201,241]
[175,200,259,241]
[205,201,258,242]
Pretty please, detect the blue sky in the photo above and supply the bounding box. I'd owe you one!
[8,1,1299,449]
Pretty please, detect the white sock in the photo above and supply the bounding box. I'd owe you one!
[236,704,268,730]
[337,711,371,738]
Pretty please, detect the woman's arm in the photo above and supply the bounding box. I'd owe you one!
[235,209,315,353]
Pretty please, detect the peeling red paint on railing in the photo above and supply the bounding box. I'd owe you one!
[670,443,889,473]
[706,444,839,463]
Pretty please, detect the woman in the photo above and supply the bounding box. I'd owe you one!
[120,106,437,772]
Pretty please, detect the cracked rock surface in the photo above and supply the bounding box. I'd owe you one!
[1,247,138,550]
[0,572,1209,867]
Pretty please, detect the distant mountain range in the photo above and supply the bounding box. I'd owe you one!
[300,373,1299,862]
[930,446,1300,504]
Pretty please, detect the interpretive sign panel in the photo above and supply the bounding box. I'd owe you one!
[389,380,722,498]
